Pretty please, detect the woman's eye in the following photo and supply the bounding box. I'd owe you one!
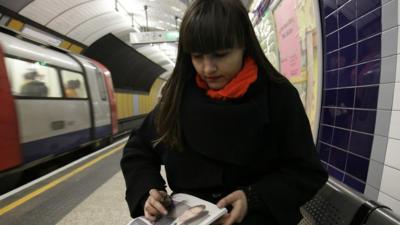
[191,54,202,59]
[213,52,229,58]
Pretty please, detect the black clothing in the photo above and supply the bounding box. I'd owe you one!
[20,80,48,97]
[121,73,328,225]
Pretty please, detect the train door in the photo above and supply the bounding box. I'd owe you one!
[91,61,118,135]
[81,60,112,140]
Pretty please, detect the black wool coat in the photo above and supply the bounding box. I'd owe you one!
[121,73,328,225]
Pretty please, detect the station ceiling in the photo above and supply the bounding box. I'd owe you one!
[0,0,252,92]
[0,0,187,46]
[0,0,252,46]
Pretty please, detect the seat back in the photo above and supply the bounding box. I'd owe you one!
[299,178,369,225]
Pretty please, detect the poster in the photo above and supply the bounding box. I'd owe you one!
[273,0,302,78]
[254,11,280,70]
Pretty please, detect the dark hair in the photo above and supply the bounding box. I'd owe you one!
[67,79,81,89]
[24,71,40,80]
[154,0,283,149]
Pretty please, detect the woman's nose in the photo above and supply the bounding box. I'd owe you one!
[203,56,217,75]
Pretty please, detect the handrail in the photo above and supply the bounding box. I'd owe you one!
[364,205,400,225]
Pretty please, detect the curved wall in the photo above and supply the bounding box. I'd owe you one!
[252,0,322,137]
[253,0,400,215]
[319,0,400,214]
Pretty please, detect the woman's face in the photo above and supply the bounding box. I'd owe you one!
[191,48,245,90]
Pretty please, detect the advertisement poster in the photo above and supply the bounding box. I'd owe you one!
[254,11,280,70]
[251,0,321,136]
[273,0,302,78]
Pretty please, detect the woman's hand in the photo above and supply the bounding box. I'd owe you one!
[144,189,171,222]
[215,190,248,225]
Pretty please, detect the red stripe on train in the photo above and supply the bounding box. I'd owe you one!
[90,60,118,135]
[0,45,22,171]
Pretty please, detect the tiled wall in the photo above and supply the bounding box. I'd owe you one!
[319,0,400,214]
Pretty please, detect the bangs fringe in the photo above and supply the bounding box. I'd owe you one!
[181,1,246,54]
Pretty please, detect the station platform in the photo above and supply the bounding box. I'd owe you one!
[0,137,134,225]
[1,135,400,225]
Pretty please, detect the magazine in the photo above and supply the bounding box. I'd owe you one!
[127,193,227,225]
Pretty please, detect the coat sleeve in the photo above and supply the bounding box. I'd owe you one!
[120,111,166,218]
[252,83,328,224]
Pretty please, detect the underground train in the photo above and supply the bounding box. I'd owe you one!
[0,31,118,182]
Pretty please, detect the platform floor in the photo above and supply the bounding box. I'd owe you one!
[0,138,134,225]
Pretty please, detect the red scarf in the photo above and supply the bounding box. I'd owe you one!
[195,57,258,100]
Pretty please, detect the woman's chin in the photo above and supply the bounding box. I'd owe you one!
[207,82,225,90]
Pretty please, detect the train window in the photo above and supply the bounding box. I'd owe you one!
[61,70,87,99]
[5,57,62,98]
[95,70,107,101]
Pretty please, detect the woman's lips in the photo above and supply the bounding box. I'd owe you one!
[205,76,222,81]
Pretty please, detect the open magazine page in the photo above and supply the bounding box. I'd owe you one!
[127,193,227,225]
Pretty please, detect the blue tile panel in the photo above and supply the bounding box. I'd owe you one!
[332,128,350,150]
[357,8,381,40]
[323,0,337,16]
[344,175,366,192]
[318,0,382,193]
[357,60,381,85]
[329,147,348,170]
[326,32,339,53]
[334,108,353,129]
[338,66,356,87]
[338,0,356,27]
[339,22,356,47]
[348,132,373,158]
[325,70,339,88]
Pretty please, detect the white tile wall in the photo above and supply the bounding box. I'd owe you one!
[384,0,395,5]
[397,54,400,82]
[365,184,379,201]
[371,135,388,162]
[398,0,400,25]
[389,111,400,139]
[386,138,400,170]
[381,55,397,84]
[378,84,395,110]
[393,83,400,110]
[367,160,384,189]
[381,0,400,216]
[383,0,398,31]
[383,27,398,57]
[380,165,400,200]
[375,110,392,136]
[378,191,400,215]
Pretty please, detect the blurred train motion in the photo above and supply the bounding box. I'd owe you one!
[0,31,121,193]
[0,30,119,175]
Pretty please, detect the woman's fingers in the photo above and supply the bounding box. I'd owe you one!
[149,189,164,201]
[216,190,248,225]
[222,205,240,225]
[213,213,230,224]
[144,189,169,221]
[149,195,168,215]
[217,190,240,208]
[144,199,158,221]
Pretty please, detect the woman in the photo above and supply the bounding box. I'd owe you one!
[121,0,328,224]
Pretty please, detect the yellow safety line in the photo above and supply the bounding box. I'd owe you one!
[0,145,123,216]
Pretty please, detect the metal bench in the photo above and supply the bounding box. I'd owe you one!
[364,207,400,225]
[299,178,400,225]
